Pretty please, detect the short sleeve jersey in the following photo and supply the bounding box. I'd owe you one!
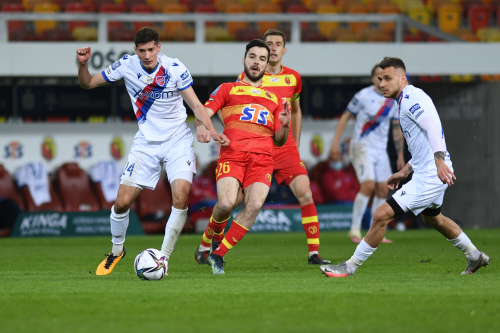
[238,66,302,149]
[204,81,283,155]
[348,85,399,150]
[102,53,193,141]
[398,85,452,175]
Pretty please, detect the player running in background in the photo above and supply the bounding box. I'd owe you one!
[195,39,291,274]
[77,28,228,275]
[329,65,405,244]
[321,57,490,277]
[195,29,331,265]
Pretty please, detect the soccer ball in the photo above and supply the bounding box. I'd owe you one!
[134,249,167,280]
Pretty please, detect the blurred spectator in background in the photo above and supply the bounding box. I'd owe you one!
[321,150,360,203]
[0,196,21,235]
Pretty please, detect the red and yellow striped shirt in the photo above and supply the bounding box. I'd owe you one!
[204,81,283,155]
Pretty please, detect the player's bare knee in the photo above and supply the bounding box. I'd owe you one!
[297,190,313,206]
[216,199,234,216]
[172,194,188,210]
[373,209,389,226]
[245,201,264,217]
[114,197,132,213]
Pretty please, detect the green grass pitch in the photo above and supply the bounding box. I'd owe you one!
[0,229,498,333]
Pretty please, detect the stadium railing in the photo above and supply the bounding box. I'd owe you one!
[0,13,463,43]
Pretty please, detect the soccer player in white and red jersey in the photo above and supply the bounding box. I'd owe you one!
[329,64,405,244]
[194,29,331,265]
[321,57,490,277]
[76,28,228,275]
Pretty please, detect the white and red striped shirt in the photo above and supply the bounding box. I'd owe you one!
[102,53,193,141]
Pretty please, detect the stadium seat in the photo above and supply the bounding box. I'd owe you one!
[55,163,99,212]
[244,0,268,12]
[1,3,25,33]
[225,3,248,36]
[41,27,74,40]
[467,4,489,33]
[304,0,331,11]
[302,27,329,41]
[215,0,238,11]
[170,26,195,41]
[477,27,500,41]
[0,164,24,209]
[437,4,462,33]
[135,176,172,233]
[451,28,479,41]
[65,3,90,32]
[33,3,60,35]
[131,4,154,31]
[255,3,280,35]
[22,0,47,11]
[402,32,425,41]
[347,3,370,34]
[20,177,64,212]
[407,6,431,34]
[162,3,187,39]
[317,4,339,40]
[480,74,500,81]
[150,0,178,11]
[235,27,262,41]
[72,26,97,40]
[426,0,453,13]
[357,27,393,41]
[99,3,125,30]
[377,3,400,33]
[122,0,147,11]
[330,28,360,41]
[206,26,235,41]
[9,27,42,40]
[109,28,136,41]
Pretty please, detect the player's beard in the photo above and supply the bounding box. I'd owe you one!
[244,64,266,83]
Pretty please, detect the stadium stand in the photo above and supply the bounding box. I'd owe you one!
[135,175,172,234]
[0,164,24,209]
[55,163,100,212]
[19,176,64,212]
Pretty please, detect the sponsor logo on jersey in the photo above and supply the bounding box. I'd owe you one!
[110,136,124,160]
[265,92,272,99]
[265,173,272,182]
[252,89,261,94]
[41,137,56,161]
[132,88,174,100]
[155,73,170,87]
[111,60,121,71]
[4,141,23,159]
[211,85,221,95]
[409,103,421,114]
[74,141,92,159]
[145,76,153,84]
[106,67,111,74]
[415,110,424,119]
[285,76,291,85]
[271,77,279,82]
[310,134,323,157]
[181,70,190,80]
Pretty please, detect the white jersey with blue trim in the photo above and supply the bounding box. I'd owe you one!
[102,53,194,141]
[347,85,399,150]
[397,84,452,176]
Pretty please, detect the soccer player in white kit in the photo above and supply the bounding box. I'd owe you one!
[321,57,490,277]
[76,28,229,275]
[329,64,405,244]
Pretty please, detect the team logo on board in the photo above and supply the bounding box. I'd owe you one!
[285,76,291,85]
[4,141,23,159]
[110,136,124,160]
[41,137,56,161]
[310,134,323,157]
[74,141,92,159]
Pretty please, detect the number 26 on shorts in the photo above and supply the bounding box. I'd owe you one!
[123,162,135,177]
[216,161,230,177]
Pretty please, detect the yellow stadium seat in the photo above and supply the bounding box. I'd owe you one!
[72,27,97,41]
[450,28,479,42]
[33,3,60,34]
[377,3,399,33]
[305,0,332,11]
[358,27,393,41]
[22,0,47,11]
[225,3,248,36]
[150,0,180,12]
[407,6,430,34]
[171,26,195,41]
[347,3,369,34]
[162,3,187,38]
[450,75,473,82]
[437,4,461,33]
[400,0,425,12]
[332,28,360,41]
[317,5,339,38]
[206,27,235,42]
[255,3,280,34]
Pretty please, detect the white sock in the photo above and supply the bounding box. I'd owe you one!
[370,196,386,226]
[448,231,480,260]
[346,239,377,273]
[309,251,318,258]
[110,205,129,256]
[351,193,370,234]
[161,207,188,260]
[198,245,210,252]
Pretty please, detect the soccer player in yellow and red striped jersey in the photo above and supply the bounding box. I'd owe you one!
[194,40,292,274]
[195,29,331,265]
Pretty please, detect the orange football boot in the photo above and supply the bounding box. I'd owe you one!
[96,248,126,275]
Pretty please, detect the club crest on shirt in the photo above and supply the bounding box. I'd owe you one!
[285,76,291,85]
[265,173,272,182]
[155,73,170,87]
[265,92,272,99]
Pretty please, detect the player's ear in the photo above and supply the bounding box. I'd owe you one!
[283,47,287,56]
[157,42,161,52]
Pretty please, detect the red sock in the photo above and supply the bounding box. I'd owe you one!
[213,221,248,257]
[200,219,213,249]
[301,203,320,253]
[212,215,230,243]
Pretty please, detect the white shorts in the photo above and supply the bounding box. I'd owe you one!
[392,174,448,216]
[120,126,196,190]
[349,142,392,184]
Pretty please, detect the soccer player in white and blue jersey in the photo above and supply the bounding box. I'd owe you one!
[329,65,405,244]
[321,57,489,277]
[77,28,229,275]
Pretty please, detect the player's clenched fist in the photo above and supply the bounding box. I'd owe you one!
[279,100,291,127]
[77,47,92,65]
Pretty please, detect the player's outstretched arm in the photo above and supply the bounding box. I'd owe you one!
[291,99,302,148]
[181,87,229,146]
[392,119,405,170]
[329,110,352,161]
[274,100,291,147]
[77,47,108,89]
[387,162,413,190]
[193,108,215,143]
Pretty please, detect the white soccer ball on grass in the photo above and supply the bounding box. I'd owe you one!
[134,248,167,280]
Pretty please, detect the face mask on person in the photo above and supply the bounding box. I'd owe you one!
[329,161,343,171]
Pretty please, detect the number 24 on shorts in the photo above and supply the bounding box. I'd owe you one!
[216,161,230,177]
[123,162,135,177]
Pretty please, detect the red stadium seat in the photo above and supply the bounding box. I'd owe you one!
[99,3,125,30]
[109,28,135,41]
[302,28,329,41]
[122,0,147,11]
[135,176,172,234]
[468,4,489,33]
[131,4,154,31]
[0,164,24,209]
[41,28,74,40]
[65,3,90,32]
[193,2,217,13]
[20,177,64,212]
[9,28,41,41]
[403,32,425,42]
[55,163,100,212]
[1,3,25,33]
[235,27,262,41]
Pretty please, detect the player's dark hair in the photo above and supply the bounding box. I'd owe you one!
[244,39,270,63]
[263,29,286,46]
[134,28,159,47]
[378,57,406,72]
